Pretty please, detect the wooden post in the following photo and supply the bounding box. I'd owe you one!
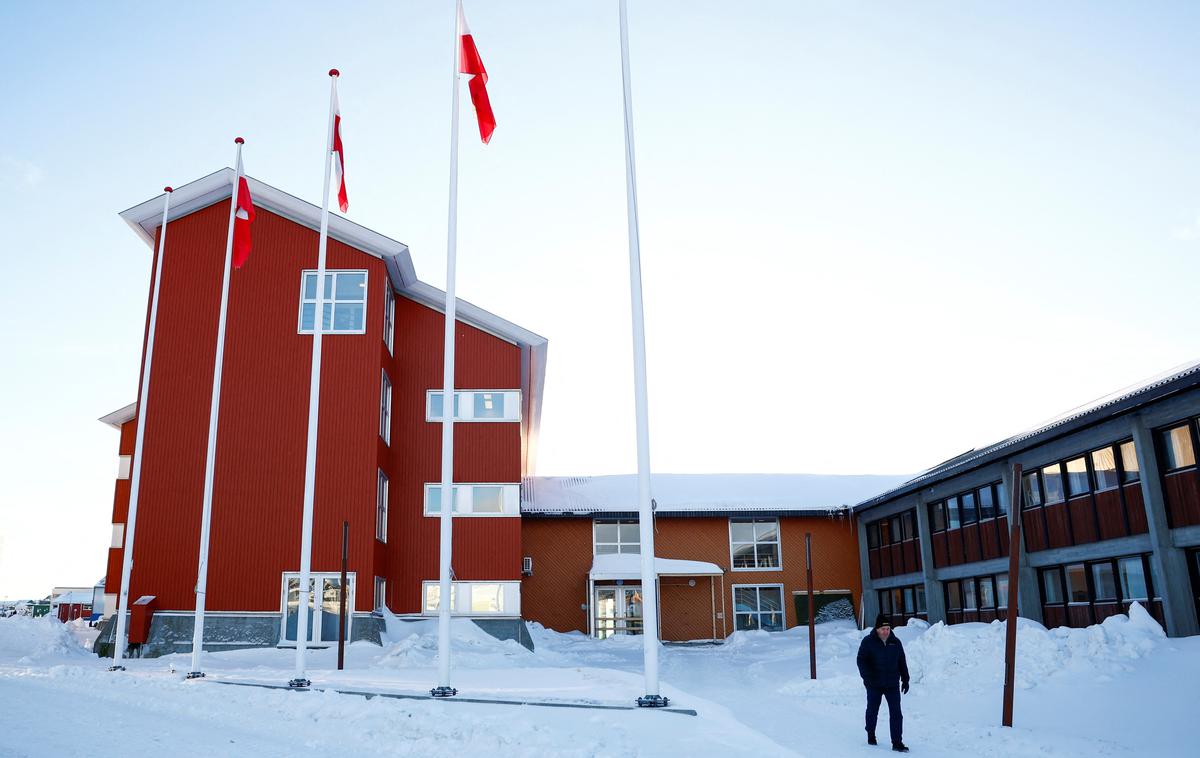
[1002,464,1023,727]
[806,532,816,680]
[338,520,348,672]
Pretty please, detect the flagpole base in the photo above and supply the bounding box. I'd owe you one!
[288,678,312,689]
[636,694,670,708]
[185,671,206,680]
[430,686,458,698]
[107,665,126,672]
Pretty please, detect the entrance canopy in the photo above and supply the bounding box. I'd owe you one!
[589,553,723,581]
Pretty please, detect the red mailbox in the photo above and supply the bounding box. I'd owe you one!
[129,595,157,645]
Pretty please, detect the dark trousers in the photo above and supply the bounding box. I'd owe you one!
[865,685,903,744]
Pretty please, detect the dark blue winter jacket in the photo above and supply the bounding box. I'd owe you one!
[856,631,910,690]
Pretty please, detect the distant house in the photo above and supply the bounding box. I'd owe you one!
[49,587,93,622]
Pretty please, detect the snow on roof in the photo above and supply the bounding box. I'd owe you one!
[589,553,723,579]
[857,357,1200,510]
[523,473,908,516]
[50,590,92,605]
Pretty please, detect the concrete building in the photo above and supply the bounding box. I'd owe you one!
[855,360,1200,638]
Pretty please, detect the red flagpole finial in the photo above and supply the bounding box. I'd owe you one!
[329,68,340,77]
[235,137,244,145]
[164,186,173,193]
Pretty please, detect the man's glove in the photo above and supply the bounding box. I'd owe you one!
[901,681,910,695]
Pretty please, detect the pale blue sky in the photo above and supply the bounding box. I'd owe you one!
[1,1,1198,597]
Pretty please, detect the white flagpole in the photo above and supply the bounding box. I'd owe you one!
[432,0,464,699]
[290,70,341,689]
[617,0,666,707]
[188,139,245,678]
[109,185,173,671]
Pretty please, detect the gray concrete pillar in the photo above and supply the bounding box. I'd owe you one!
[856,516,878,629]
[912,495,945,624]
[1001,462,1042,624]
[1131,415,1199,637]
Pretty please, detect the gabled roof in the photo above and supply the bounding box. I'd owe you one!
[855,358,1200,511]
[112,170,548,468]
[523,473,908,517]
[99,402,136,430]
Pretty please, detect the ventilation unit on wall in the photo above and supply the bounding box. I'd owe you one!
[522,556,533,576]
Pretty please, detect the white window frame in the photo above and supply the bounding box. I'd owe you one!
[731,583,786,632]
[117,455,132,480]
[374,576,387,612]
[110,523,125,549]
[379,370,392,444]
[425,390,522,422]
[383,285,395,354]
[277,571,357,646]
[423,483,520,517]
[728,517,783,572]
[592,519,641,555]
[421,581,521,616]
[376,470,389,542]
[297,269,369,335]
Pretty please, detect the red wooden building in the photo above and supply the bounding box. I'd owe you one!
[99,169,546,654]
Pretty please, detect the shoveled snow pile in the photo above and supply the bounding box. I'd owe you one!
[903,602,1167,690]
[377,614,536,669]
[0,616,91,664]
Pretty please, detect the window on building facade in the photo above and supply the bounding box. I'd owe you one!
[1065,563,1089,603]
[733,585,784,631]
[298,270,368,333]
[1119,441,1140,482]
[1091,447,1120,491]
[929,501,946,532]
[424,483,519,516]
[1160,424,1196,471]
[1091,562,1117,601]
[996,574,1009,608]
[730,518,781,570]
[946,496,961,529]
[374,577,386,612]
[379,370,392,444]
[962,577,978,610]
[117,455,132,480]
[426,390,521,422]
[376,470,388,542]
[903,511,916,541]
[978,486,996,520]
[1041,568,1064,605]
[383,285,395,354]
[1042,464,1065,504]
[422,581,519,615]
[1117,556,1148,601]
[868,522,881,547]
[946,581,962,611]
[1022,472,1043,509]
[961,491,978,524]
[1065,457,1090,497]
[594,520,640,554]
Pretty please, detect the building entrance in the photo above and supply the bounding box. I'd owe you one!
[593,585,643,639]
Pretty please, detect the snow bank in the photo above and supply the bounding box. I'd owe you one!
[0,616,91,664]
[377,615,533,669]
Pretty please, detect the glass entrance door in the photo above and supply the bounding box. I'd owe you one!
[281,574,353,645]
[593,585,643,639]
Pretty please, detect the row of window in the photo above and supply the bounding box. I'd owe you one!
[588,518,784,571]
[946,573,1009,612]
[374,477,522,542]
[733,585,785,631]
[1039,555,1153,606]
[1022,440,1140,509]
[422,580,521,615]
[929,482,1005,532]
[1159,418,1200,472]
[878,584,927,618]
[866,510,917,548]
[426,390,522,422]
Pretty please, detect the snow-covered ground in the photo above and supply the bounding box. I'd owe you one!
[0,606,1194,757]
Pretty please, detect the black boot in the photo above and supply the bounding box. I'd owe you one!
[892,743,909,753]
[867,734,877,746]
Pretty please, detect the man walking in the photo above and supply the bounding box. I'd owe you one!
[856,614,910,752]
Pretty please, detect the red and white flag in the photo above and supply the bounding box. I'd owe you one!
[458,1,495,144]
[331,80,348,212]
[233,153,255,269]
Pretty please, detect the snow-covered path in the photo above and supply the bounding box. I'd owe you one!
[0,609,1194,757]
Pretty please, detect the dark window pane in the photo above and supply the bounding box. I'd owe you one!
[890,516,902,543]
[946,582,962,610]
[1091,447,1119,491]
[1119,441,1140,482]
[1042,568,1064,605]
[1091,562,1117,601]
[930,502,946,532]
[879,519,891,545]
[1160,425,1196,470]
[961,492,978,524]
[996,483,1009,516]
[732,545,756,569]
[963,578,977,610]
[903,512,916,541]
[734,587,759,613]
[903,588,915,615]
[1117,557,1148,601]
[879,590,892,614]
[1042,465,1065,504]
[1023,473,1043,509]
[868,524,879,549]
[892,588,905,614]
[996,574,1009,608]
[1065,457,1090,496]
[978,486,996,520]
[979,577,995,609]
[947,496,961,529]
[755,543,779,569]
[916,585,927,613]
[1066,564,1089,603]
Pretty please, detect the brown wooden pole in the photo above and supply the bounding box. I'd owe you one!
[338,520,348,672]
[806,532,816,680]
[1002,464,1023,727]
